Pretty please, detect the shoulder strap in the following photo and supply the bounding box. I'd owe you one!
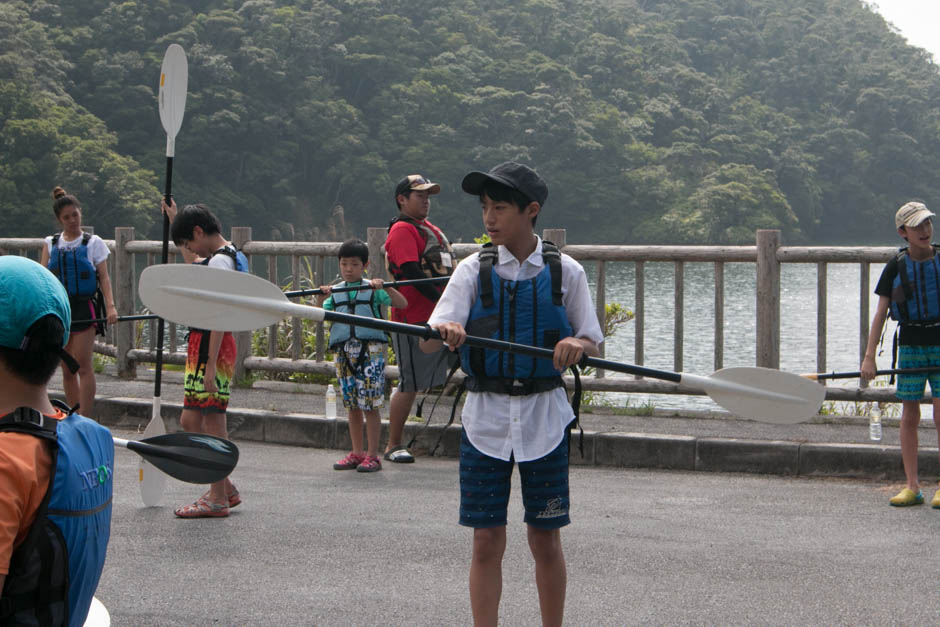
[51,233,60,247]
[542,240,563,306]
[0,407,58,438]
[478,243,498,308]
[81,232,91,246]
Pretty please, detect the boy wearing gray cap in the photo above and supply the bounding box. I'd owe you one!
[862,201,940,507]
[0,256,113,625]
[421,162,603,626]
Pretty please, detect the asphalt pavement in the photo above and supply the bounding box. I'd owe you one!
[97,432,940,626]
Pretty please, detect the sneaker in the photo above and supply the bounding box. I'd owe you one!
[932,489,940,509]
[333,452,365,470]
[889,488,924,507]
[356,455,382,473]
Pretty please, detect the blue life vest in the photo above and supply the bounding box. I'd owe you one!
[0,405,113,627]
[47,233,97,299]
[888,246,940,324]
[328,283,388,347]
[459,241,571,393]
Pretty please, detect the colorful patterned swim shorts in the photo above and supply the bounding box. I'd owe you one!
[183,330,236,413]
[896,344,940,401]
[333,339,387,410]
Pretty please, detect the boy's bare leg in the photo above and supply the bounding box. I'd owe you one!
[900,400,921,491]
[364,409,381,458]
[385,389,416,452]
[527,526,566,627]
[347,408,365,455]
[202,412,229,503]
[469,526,506,627]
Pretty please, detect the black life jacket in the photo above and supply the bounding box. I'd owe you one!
[386,215,455,286]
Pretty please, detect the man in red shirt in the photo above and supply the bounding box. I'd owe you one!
[383,174,456,463]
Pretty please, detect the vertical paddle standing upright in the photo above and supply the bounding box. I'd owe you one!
[140,44,188,507]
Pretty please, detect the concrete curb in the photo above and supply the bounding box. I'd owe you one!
[89,396,939,480]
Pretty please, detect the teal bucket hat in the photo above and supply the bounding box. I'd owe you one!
[0,256,71,350]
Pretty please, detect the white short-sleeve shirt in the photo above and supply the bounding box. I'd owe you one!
[428,237,604,462]
[44,233,110,267]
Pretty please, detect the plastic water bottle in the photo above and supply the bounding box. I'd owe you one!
[325,384,337,420]
[869,403,882,442]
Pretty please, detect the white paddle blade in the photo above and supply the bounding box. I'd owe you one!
[138,264,323,332]
[83,596,110,627]
[139,401,167,507]
[159,44,188,153]
[681,367,825,424]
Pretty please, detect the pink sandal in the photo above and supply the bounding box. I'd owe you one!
[175,496,229,518]
[200,484,241,508]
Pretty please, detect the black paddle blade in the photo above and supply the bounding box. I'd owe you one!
[127,432,239,484]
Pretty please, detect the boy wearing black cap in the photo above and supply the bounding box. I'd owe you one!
[384,174,456,463]
[862,201,940,508]
[421,162,603,626]
[0,256,113,626]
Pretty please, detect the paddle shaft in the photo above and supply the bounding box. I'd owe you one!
[285,276,449,299]
[806,366,940,381]
[320,308,681,383]
[74,314,159,327]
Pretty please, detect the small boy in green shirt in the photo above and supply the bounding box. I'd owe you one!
[317,239,407,473]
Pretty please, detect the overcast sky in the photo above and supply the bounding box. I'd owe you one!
[869,0,940,61]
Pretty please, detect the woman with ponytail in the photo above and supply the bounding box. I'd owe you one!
[39,187,118,417]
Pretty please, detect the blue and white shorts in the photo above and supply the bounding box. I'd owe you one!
[458,431,570,530]
[334,339,387,410]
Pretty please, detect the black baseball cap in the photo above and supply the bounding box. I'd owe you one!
[461,161,548,207]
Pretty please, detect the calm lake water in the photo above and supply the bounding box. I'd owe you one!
[583,261,896,412]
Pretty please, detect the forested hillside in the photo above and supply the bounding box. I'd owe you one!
[2,0,938,244]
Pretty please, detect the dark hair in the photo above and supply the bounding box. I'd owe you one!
[51,186,81,218]
[480,180,538,226]
[170,204,222,245]
[0,315,66,385]
[338,238,369,263]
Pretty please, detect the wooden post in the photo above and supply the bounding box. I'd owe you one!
[367,227,388,281]
[817,262,827,376]
[595,260,606,377]
[231,226,252,383]
[113,227,136,378]
[756,229,781,368]
[859,261,870,387]
[674,260,684,372]
[267,255,278,359]
[314,253,326,360]
[714,261,724,371]
[542,228,566,249]
[635,261,645,377]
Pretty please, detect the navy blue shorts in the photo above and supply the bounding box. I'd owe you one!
[458,430,570,530]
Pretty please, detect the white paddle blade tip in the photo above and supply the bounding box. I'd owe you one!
[686,367,826,424]
[159,44,188,140]
[138,264,324,331]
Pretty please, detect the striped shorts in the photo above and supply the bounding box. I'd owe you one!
[896,345,940,400]
[458,431,570,530]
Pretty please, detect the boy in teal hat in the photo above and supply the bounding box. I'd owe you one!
[0,256,114,625]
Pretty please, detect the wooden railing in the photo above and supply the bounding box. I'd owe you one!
[0,228,901,404]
